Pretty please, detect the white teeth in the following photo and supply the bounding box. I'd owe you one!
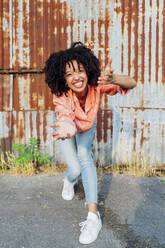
[74,81,83,87]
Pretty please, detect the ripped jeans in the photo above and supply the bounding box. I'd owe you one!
[55,115,97,204]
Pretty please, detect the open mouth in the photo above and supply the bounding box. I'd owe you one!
[74,81,83,88]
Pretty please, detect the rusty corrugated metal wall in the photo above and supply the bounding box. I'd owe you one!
[0,0,165,166]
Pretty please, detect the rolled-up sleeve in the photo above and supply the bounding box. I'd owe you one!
[53,94,77,137]
[99,84,130,96]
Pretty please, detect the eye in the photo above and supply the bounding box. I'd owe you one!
[65,73,72,77]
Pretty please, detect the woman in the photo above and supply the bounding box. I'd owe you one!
[44,42,136,244]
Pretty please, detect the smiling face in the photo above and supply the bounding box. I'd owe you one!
[64,60,88,97]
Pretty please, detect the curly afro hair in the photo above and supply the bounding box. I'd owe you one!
[44,42,100,96]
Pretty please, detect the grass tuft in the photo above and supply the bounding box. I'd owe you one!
[0,151,67,176]
[97,151,165,178]
[0,150,164,177]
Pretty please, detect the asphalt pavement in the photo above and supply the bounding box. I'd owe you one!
[0,173,165,248]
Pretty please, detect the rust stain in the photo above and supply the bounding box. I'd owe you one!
[0,75,4,110]
[0,0,3,68]
[84,20,88,45]
[121,0,125,73]
[96,109,102,143]
[69,2,74,44]
[36,111,40,140]
[29,110,33,138]
[133,1,139,82]
[43,0,49,69]
[127,0,132,76]
[29,0,68,69]
[7,112,13,152]
[128,1,140,78]
[97,14,103,69]
[37,74,44,110]
[77,19,80,42]
[36,0,43,67]
[13,111,18,140]
[102,0,112,110]
[104,0,110,65]
[91,19,95,50]
[103,110,113,143]
[30,74,38,110]
[5,111,10,130]
[53,0,68,52]
[120,0,139,79]
[23,0,29,66]
[43,111,47,143]
[13,0,20,69]
[43,77,55,111]
[103,110,108,143]
[0,0,10,68]
[148,0,152,83]
[29,0,37,68]
[141,0,145,84]
[12,75,20,111]
[140,120,144,148]
[20,111,25,139]
[120,108,124,133]
[162,0,165,83]
[120,106,165,110]
[104,95,108,110]
[1,75,10,111]
[98,1,105,69]
[155,0,159,84]
[13,111,25,141]
[114,0,121,14]
[140,121,151,148]
[133,115,137,151]
[12,73,54,111]
[39,74,50,110]
[0,137,11,152]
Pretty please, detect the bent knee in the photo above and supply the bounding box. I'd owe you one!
[77,147,89,160]
[70,167,81,179]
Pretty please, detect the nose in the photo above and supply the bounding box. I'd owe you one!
[73,72,80,80]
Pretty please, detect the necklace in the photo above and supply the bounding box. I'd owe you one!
[76,88,88,111]
[78,96,86,110]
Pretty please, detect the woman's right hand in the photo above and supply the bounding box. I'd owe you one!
[50,122,76,141]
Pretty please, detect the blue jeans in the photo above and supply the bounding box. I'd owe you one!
[55,115,97,204]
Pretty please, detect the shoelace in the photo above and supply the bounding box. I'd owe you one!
[79,220,88,232]
[79,219,94,233]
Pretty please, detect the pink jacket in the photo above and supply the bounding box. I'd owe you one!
[53,84,129,137]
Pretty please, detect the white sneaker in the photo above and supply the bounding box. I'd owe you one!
[79,211,102,244]
[62,177,75,201]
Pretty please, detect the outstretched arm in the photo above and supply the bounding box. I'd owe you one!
[50,122,75,141]
[98,57,137,89]
[51,94,77,141]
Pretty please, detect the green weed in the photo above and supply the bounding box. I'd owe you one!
[0,138,52,175]
[12,138,50,167]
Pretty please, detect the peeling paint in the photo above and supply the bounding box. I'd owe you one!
[0,0,165,166]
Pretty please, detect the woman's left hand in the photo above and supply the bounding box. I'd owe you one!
[97,57,114,85]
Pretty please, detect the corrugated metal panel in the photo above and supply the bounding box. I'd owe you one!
[0,0,10,69]
[0,0,165,166]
